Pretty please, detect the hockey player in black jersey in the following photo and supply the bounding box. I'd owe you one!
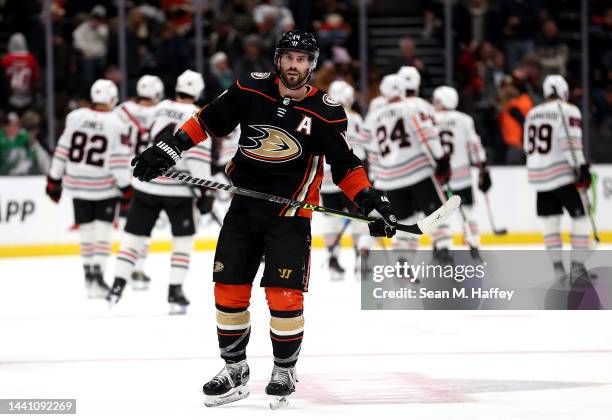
[132,30,397,409]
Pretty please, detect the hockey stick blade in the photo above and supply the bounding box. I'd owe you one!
[416,195,461,234]
[160,171,460,235]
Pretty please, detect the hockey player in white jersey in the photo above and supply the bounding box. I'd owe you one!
[397,66,436,121]
[432,86,491,261]
[321,80,370,278]
[116,75,164,157]
[114,74,164,290]
[365,74,452,263]
[524,75,593,283]
[46,79,132,298]
[108,70,213,313]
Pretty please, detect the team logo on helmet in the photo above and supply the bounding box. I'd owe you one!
[241,125,302,163]
[251,72,271,79]
[322,94,341,107]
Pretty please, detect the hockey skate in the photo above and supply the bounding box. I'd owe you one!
[203,360,250,407]
[131,271,151,290]
[266,365,297,409]
[568,262,594,286]
[329,255,345,280]
[86,270,110,299]
[469,246,484,265]
[168,285,190,315]
[432,248,454,266]
[552,261,567,282]
[106,277,127,307]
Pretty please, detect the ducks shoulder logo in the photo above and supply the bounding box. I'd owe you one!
[241,125,302,163]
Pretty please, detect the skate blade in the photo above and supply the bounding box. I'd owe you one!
[107,294,121,309]
[269,395,289,410]
[204,386,249,407]
[169,303,188,315]
[131,283,149,291]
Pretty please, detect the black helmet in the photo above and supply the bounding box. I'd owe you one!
[274,30,319,70]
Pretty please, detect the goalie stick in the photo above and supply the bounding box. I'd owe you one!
[161,170,460,235]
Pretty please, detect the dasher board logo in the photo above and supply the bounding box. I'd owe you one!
[241,125,302,163]
[251,72,271,79]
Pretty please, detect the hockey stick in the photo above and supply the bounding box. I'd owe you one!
[483,193,508,235]
[556,101,600,243]
[161,170,460,235]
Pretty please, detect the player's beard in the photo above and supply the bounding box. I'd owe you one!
[280,66,310,90]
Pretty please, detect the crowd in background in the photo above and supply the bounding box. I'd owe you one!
[0,0,610,175]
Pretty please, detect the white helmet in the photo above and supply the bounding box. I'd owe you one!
[368,96,387,113]
[543,74,569,101]
[137,75,164,103]
[379,74,405,100]
[397,66,421,92]
[175,69,205,99]
[432,86,459,110]
[90,79,118,107]
[328,80,355,108]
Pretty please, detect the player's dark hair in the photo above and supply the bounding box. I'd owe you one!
[176,92,195,101]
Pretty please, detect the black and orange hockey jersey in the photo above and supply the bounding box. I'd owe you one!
[179,72,371,217]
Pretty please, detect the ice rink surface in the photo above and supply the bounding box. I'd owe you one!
[1,248,611,419]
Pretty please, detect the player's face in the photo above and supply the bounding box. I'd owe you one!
[279,51,311,89]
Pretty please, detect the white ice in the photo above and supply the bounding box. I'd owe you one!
[0,248,611,420]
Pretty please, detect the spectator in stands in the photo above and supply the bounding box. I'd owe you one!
[522,54,544,104]
[421,9,442,41]
[234,34,271,79]
[153,21,190,97]
[253,0,295,37]
[498,71,533,164]
[209,52,235,91]
[52,30,76,120]
[499,0,541,70]
[253,5,281,60]
[0,112,35,175]
[455,0,499,47]
[315,13,352,59]
[1,33,41,114]
[160,0,193,36]
[72,5,109,86]
[208,18,242,65]
[536,19,569,77]
[591,7,612,89]
[21,110,50,174]
[386,36,427,83]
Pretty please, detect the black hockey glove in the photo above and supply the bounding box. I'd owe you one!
[354,188,397,238]
[478,167,492,193]
[119,186,133,217]
[196,188,215,214]
[132,130,192,182]
[575,164,592,190]
[46,176,62,203]
[434,154,451,185]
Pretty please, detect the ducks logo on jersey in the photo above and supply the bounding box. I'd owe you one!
[241,125,302,163]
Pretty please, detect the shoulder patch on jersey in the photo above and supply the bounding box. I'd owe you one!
[322,94,341,107]
[251,72,271,79]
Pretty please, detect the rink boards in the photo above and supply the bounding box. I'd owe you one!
[1,165,611,257]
